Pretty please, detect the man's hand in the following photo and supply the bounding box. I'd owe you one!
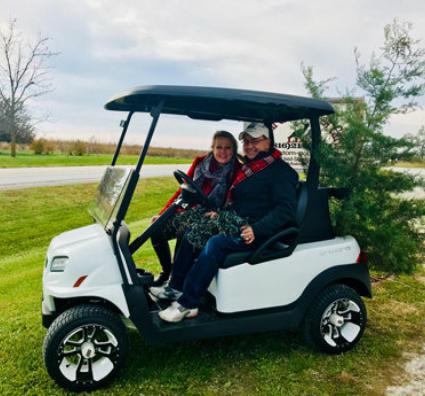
[204,211,219,219]
[241,225,255,244]
[151,215,160,224]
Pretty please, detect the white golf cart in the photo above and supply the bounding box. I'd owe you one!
[42,86,371,391]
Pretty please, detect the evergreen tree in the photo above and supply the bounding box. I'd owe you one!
[302,20,425,273]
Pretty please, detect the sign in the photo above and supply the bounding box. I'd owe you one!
[273,121,310,173]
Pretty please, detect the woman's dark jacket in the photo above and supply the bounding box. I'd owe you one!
[232,157,298,242]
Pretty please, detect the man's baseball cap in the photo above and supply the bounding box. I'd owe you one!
[238,122,270,140]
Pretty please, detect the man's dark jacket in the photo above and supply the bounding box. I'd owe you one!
[232,155,298,242]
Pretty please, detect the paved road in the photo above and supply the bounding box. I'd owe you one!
[0,164,191,190]
[390,167,425,178]
[0,165,423,192]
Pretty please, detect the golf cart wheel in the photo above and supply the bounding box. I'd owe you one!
[303,284,367,354]
[43,304,128,392]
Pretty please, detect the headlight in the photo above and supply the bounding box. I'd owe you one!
[51,256,69,272]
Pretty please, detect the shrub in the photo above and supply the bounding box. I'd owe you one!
[302,20,425,274]
[69,140,86,156]
[30,138,47,155]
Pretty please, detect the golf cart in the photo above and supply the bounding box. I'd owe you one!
[41,85,371,391]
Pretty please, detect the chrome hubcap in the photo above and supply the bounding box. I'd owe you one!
[81,341,96,359]
[329,313,344,327]
[58,324,119,384]
[320,298,362,347]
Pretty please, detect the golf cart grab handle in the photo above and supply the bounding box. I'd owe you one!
[129,203,179,254]
[249,227,299,264]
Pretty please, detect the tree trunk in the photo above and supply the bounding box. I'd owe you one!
[7,110,16,157]
[10,128,16,157]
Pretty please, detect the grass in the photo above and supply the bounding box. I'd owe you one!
[1,181,425,395]
[0,150,192,168]
[391,161,425,169]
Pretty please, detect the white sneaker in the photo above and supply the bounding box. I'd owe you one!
[159,301,199,323]
[149,285,182,300]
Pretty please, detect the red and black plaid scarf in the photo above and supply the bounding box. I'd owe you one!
[225,149,282,206]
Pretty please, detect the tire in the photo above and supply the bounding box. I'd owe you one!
[43,304,129,392]
[303,284,367,354]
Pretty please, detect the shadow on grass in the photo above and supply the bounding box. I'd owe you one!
[120,328,307,393]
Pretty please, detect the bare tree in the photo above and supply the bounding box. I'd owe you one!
[0,20,57,156]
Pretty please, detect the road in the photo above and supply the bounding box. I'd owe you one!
[0,164,191,190]
[0,165,422,192]
[389,167,425,199]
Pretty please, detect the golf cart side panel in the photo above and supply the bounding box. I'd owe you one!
[123,285,308,344]
[125,262,369,345]
[208,236,361,313]
[43,224,129,316]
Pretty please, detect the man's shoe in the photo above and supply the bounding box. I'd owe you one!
[149,285,182,301]
[158,301,199,323]
[152,272,170,287]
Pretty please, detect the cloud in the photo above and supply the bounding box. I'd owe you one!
[2,0,425,148]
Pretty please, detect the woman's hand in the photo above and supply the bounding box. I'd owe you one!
[204,211,219,219]
[151,215,160,224]
[241,225,255,244]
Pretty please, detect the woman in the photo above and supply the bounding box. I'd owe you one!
[151,122,299,322]
[150,130,241,286]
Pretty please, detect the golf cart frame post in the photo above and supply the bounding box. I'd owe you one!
[109,101,165,290]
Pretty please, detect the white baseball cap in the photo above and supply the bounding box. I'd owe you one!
[238,122,270,140]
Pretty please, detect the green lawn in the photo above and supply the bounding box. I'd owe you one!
[0,150,192,167]
[1,180,425,395]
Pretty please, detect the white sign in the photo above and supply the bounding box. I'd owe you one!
[272,122,310,173]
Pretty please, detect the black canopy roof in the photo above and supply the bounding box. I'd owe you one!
[104,85,334,122]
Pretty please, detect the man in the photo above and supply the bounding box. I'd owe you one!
[151,122,299,322]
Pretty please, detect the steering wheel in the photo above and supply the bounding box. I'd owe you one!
[173,170,211,207]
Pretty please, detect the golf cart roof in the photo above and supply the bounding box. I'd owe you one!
[104,85,334,122]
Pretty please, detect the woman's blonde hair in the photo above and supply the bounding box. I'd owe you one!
[211,130,238,154]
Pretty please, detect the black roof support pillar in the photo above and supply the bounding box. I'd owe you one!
[307,116,321,190]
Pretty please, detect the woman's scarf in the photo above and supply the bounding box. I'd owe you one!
[225,148,282,206]
[193,152,236,209]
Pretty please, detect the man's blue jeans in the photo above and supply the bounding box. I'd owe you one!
[169,232,255,309]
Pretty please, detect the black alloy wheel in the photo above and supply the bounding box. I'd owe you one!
[43,304,128,392]
[303,284,367,354]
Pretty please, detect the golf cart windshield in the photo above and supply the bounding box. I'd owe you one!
[88,166,133,231]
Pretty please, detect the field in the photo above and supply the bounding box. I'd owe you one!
[0,140,205,168]
[390,160,425,169]
[0,151,193,168]
[1,180,425,395]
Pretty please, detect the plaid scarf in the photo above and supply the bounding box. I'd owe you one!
[225,149,282,206]
[193,152,236,209]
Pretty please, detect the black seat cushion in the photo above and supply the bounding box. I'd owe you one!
[221,242,290,269]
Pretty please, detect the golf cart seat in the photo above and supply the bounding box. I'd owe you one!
[221,181,308,268]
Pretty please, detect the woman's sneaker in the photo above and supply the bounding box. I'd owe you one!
[159,301,199,323]
[152,271,170,287]
[149,284,182,300]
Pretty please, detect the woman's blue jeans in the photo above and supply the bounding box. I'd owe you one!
[169,232,254,309]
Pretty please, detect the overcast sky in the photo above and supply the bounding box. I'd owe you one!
[2,0,425,149]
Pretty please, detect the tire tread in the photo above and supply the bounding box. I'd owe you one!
[43,304,128,392]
